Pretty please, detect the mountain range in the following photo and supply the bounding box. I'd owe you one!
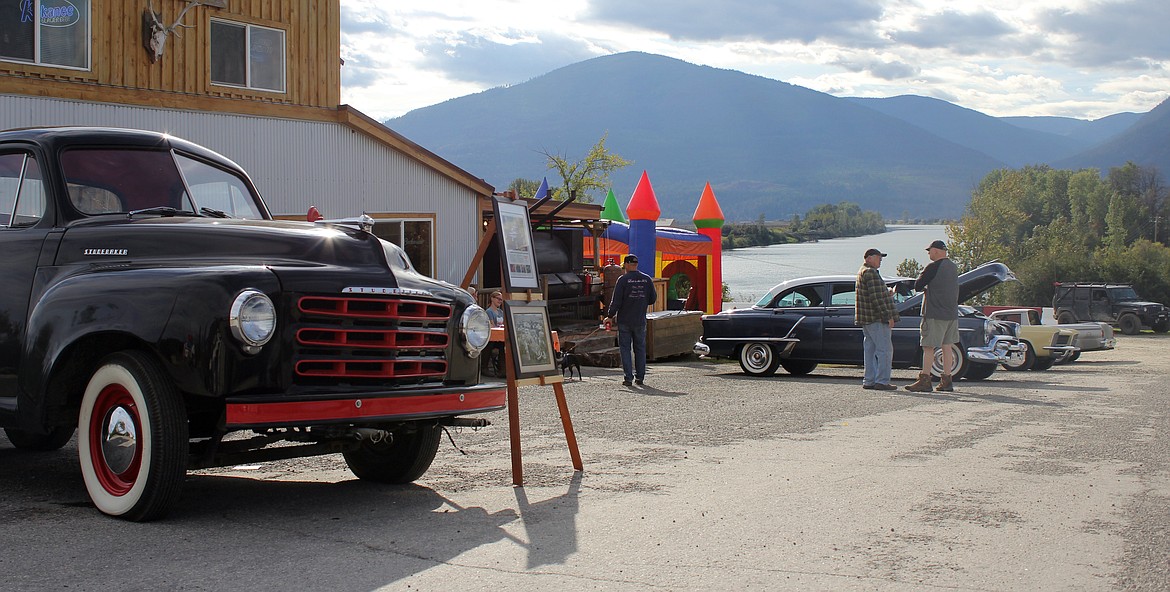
[387,52,1168,222]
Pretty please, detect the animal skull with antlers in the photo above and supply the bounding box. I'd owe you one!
[143,0,206,63]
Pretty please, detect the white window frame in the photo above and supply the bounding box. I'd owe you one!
[0,0,92,71]
[209,18,286,93]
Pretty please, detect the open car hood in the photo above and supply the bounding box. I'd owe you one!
[897,261,1017,314]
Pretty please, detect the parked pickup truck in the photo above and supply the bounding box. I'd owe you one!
[987,308,1115,365]
[985,309,1081,370]
[0,127,503,521]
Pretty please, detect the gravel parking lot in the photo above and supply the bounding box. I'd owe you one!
[2,337,1168,591]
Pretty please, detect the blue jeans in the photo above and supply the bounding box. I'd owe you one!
[617,323,647,381]
[861,322,893,386]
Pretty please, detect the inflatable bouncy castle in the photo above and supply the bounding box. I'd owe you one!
[587,175,725,314]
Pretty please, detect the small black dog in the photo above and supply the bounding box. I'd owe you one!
[556,350,583,380]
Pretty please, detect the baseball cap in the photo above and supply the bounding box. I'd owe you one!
[623,254,639,264]
[864,248,887,258]
[926,240,947,251]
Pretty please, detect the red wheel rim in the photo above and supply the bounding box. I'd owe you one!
[88,384,143,496]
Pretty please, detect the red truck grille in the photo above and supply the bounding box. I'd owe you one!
[298,296,451,320]
[296,328,449,349]
[292,295,452,383]
[295,359,448,378]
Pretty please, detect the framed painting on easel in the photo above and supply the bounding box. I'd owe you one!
[492,196,541,292]
[503,301,558,379]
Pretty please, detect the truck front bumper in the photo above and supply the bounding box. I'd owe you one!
[224,383,507,429]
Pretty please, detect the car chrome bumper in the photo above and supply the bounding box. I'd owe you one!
[695,337,799,359]
[967,335,1025,363]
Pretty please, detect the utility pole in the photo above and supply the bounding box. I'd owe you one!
[1155,215,1162,243]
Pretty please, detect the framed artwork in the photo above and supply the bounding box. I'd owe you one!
[492,197,540,291]
[503,301,557,378]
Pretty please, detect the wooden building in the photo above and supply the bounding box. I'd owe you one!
[0,0,491,283]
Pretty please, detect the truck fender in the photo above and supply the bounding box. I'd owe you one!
[155,267,282,398]
[20,266,280,427]
[20,269,182,426]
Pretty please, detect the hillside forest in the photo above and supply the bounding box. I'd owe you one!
[945,162,1170,307]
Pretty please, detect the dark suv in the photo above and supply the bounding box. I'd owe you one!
[1053,282,1170,335]
[0,127,502,520]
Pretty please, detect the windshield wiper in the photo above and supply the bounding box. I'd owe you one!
[128,207,175,218]
[200,207,232,219]
[126,207,198,218]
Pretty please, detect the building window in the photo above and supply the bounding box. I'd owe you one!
[373,219,434,278]
[0,0,91,70]
[210,19,285,93]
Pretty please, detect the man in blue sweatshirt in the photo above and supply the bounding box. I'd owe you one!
[604,254,658,387]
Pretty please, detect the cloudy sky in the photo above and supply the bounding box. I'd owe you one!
[338,0,1169,122]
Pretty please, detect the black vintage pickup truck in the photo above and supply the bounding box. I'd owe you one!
[0,127,503,520]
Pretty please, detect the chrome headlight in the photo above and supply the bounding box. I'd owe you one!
[230,290,276,353]
[461,305,491,358]
[983,319,997,343]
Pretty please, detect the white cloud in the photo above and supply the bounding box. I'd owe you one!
[339,0,1170,121]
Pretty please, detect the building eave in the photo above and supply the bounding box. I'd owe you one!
[336,105,495,198]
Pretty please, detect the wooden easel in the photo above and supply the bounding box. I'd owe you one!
[463,218,583,486]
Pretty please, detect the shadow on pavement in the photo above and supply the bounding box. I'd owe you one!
[0,439,587,590]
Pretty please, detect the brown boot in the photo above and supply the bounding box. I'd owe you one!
[905,372,933,392]
[935,374,953,392]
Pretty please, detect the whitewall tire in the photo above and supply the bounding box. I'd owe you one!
[78,352,187,521]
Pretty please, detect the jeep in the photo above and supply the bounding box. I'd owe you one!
[1053,282,1170,335]
[0,127,503,520]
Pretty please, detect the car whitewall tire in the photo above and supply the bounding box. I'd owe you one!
[929,343,968,379]
[738,342,780,376]
[78,352,187,521]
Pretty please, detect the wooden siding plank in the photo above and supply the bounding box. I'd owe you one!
[0,0,337,110]
[327,0,340,106]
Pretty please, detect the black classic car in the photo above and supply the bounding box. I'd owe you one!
[0,127,502,520]
[695,262,1024,381]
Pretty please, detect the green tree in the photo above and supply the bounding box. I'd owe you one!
[896,259,922,278]
[1110,162,1168,242]
[800,202,884,237]
[507,178,543,199]
[540,132,632,204]
[951,162,1170,306]
[1067,169,1110,241]
[1104,192,1140,251]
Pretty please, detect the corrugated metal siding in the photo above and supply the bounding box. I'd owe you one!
[0,95,480,284]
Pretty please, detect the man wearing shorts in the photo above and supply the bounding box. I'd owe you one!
[905,240,959,393]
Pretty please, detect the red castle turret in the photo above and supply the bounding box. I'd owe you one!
[692,182,725,313]
[626,171,661,276]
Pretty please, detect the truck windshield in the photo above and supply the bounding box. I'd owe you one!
[60,148,264,219]
[1109,287,1140,302]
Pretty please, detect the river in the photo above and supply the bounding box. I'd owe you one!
[721,224,949,303]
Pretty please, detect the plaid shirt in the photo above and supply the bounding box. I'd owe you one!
[855,264,900,325]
